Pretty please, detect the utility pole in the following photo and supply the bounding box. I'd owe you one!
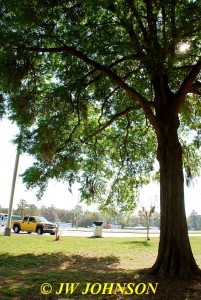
[75,193,80,229]
[4,134,22,236]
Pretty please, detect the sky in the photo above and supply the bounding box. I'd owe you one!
[0,118,87,211]
[0,118,201,216]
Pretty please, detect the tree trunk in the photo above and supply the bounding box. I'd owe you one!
[150,115,201,278]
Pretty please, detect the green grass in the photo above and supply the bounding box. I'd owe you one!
[0,235,200,299]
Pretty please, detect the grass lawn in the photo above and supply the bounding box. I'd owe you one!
[0,234,200,299]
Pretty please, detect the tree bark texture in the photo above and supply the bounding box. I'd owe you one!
[150,115,201,278]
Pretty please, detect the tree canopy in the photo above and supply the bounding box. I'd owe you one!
[1,0,201,278]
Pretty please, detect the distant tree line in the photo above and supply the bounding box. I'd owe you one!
[0,201,200,230]
[187,210,201,230]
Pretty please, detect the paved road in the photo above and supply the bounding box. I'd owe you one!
[56,230,150,238]
[1,226,200,237]
[59,228,160,238]
[57,228,201,238]
[0,226,158,237]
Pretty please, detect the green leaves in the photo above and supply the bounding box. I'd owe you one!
[0,94,5,119]
[1,0,200,211]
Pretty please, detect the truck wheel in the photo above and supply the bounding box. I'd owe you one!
[13,224,20,233]
[37,227,43,235]
[50,231,55,235]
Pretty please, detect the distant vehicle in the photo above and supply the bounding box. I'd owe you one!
[56,222,72,228]
[0,213,21,226]
[133,225,147,230]
[149,226,160,230]
[11,216,58,235]
[102,224,122,229]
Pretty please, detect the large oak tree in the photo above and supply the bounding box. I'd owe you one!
[1,0,201,278]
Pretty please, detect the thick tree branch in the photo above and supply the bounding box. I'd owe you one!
[179,61,201,90]
[120,21,143,55]
[191,90,201,96]
[189,81,201,96]
[174,65,197,71]
[24,45,157,128]
[169,0,177,55]
[160,0,167,45]
[175,61,201,113]
[72,54,142,89]
[143,0,158,48]
[26,46,140,98]
[106,2,144,55]
[125,0,149,48]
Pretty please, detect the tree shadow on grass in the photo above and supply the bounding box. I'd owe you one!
[122,240,151,247]
[0,252,200,300]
